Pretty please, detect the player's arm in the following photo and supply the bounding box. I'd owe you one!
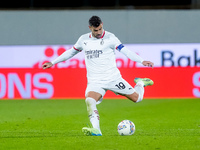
[117,44,154,68]
[42,47,80,69]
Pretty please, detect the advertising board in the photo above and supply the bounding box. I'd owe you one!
[0,44,199,99]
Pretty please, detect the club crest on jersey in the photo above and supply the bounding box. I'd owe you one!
[85,50,103,59]
[100,39,104,45]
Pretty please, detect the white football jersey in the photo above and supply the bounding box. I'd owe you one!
[73,31,123,83]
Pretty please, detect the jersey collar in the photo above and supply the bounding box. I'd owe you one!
[89,30,105,39]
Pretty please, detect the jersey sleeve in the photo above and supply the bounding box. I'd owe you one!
[110,34,143,63]
[110,34,123,51]
[51,47,80,65]
[120,47,144,63]
[73,35,84,52]
[51,35,84,65]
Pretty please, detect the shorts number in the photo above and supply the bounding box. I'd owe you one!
[115,82,126,89]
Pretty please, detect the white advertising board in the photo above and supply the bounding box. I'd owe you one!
[0,43,199,68]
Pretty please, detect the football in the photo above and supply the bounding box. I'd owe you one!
[117,120,135,136]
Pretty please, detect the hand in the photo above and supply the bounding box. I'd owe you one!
[142,61,154,68]
[42,62,53,69]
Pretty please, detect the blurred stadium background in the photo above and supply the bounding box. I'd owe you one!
[0,0,198,9]
[0,0,200,99]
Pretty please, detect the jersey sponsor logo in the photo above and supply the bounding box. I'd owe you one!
[85,50,103,59]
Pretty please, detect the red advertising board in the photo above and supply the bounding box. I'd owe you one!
[0,67,199,99]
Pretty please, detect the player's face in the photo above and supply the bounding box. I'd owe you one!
[89,24,103,39]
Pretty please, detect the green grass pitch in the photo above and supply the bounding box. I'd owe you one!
[0,99,199,150]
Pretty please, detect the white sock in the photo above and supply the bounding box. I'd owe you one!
[85,97,102,134]
[134,81,144,103]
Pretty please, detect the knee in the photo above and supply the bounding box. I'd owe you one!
[86,91,102,102]
[132,94,139,103]
[85,97,96,105]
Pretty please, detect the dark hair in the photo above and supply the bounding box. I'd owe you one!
[89,16,102,27]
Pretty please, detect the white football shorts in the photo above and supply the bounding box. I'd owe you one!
[85,77,136,104]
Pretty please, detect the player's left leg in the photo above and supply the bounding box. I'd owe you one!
[82,85,106,136]
[125,78,154,103]
[86,96,101,131]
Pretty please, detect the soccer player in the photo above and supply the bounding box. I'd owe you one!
[42,16,154,136]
